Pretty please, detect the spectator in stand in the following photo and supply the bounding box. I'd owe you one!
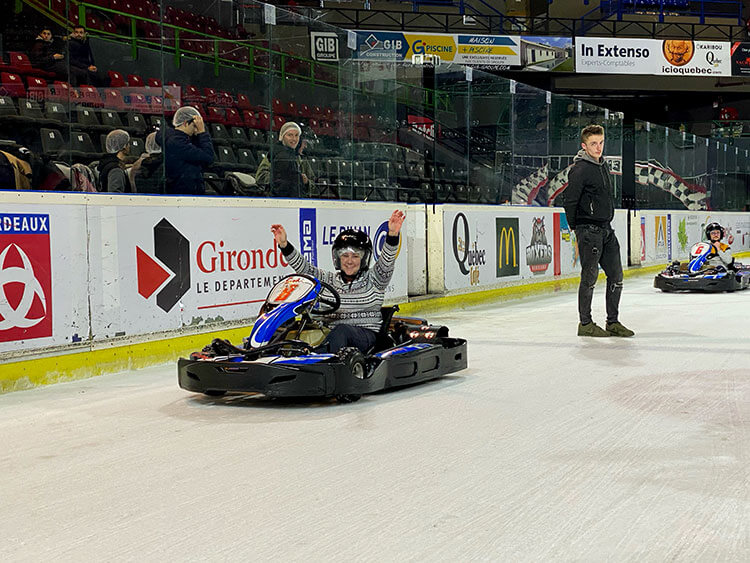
[131,131,165,194]
[29,28,71,82]
[155,106,214,195]
[65,25,103,86]
[98,129,142,192]
[255,121,314,197]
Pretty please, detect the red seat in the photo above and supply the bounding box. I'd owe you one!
[8,52,54,78]
[218,90,234,107]
[256,112,270,130]
[206,106,226,124]
[50,80,76,103]
[104,88,128,110]
[272,115,285,131]
[26,76,48,100]
[203,87,218,105]
[129,92,149,112]
[241,110,257,129]
[236,93,252,111]
[272,98,284,116]
[183,84,203,103]
[225,108,243,127]
[286,102,299,117]
[127,74,144,88]
[78,85,104,107]
[299,104,312,119]
[308,119,320,134]
[146,77,162,88]
[1,72,26,98]
[108,71,126,88]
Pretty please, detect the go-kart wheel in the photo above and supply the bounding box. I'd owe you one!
[339,347,367,379]
[335,393,361,403]
[334,347,367,403]
[203,390,227,397]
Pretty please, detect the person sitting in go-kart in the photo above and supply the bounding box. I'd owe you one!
[270,209,405,354]
[704,222,734,270]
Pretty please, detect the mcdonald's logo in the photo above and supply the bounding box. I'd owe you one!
[495,218,519,277]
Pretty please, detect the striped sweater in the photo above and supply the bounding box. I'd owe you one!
[281,235,400,331]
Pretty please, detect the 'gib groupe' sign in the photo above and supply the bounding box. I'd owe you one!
[311,32,339,62]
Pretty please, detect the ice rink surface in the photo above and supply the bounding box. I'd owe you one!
[1,274,748,561]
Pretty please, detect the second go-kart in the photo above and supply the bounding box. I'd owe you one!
[654,241,750,292]
[178,274,468,403]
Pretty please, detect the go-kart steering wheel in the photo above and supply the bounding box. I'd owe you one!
[296,274,340,315]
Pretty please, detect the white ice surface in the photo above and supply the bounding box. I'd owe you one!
[1,275,748,561]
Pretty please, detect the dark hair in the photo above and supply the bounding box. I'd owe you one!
[581,124,604,143]
[73,25,85,31]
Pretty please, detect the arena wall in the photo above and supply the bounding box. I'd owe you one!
[1,192,747,392]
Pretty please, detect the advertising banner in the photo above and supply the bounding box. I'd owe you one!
[355,31,521,66]
[639,210,750,266]
[310,31,339,62]
[0,205,90,354]
[89,205,408,340]
[730,42,750,76]
[442,207,627,292]
[576,37,731,76]
[355,31,574,71]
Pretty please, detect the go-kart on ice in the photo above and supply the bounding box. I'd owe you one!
[654,241,750,292]
[178,274,468,403]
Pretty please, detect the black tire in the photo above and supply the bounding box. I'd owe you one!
[339,347,366,379]
[203,390,227,397]
[335,393,361,403]
[335,347,366,403]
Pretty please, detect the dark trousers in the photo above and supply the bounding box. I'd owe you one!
[575,224,623,325]
[318,324,377,354]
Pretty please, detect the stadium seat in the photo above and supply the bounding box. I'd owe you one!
[78,85,104,107]
[101,109,124,129]
[209,123,230,144]
[229,126,251,147]
[7,52,54,78]
[26,77,48,100]
[40,127,66,155]
[146,77,162,88]
[45,101,68,123]
[224,108,243,127]
[126,112,147,135]
[104,89,128,111]
[207,107,226,124]
[108,71,126,88]
[127,74,144,88]
[50,81,76,103]
[1,73,26,98]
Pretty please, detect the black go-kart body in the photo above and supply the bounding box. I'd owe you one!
[654,242,750,293]
[178,274,468,403]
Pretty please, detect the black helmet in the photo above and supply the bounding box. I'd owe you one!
[332,229,372,272]
[705,222,725,240]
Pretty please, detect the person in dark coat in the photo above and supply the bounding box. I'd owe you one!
[155,106,214,195]
[563,124,633,338]
[132,131,165,194]
[29,28,70,82]
[269,121,310,197]
[66,26,102,86]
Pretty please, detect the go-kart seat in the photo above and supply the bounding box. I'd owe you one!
[370,305,399,353]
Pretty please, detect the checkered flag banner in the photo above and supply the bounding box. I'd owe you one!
[512,157,707,211]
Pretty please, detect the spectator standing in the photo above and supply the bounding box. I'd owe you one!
[155,106,214,195]
[563,124,633,338]
[256,121,312,197]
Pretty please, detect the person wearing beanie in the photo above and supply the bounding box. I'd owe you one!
[155,106,214,195]
[255,120,313,197]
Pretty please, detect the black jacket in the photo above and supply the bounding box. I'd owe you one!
[563,149,615,230]
[156,127,214,195]
[67,37,95,70]
[270,142,303,197]
[30,39,59,71]
[97,154,132,193]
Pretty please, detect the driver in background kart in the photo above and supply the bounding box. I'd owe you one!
[270,209,405,354]
[704,222,734,269]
